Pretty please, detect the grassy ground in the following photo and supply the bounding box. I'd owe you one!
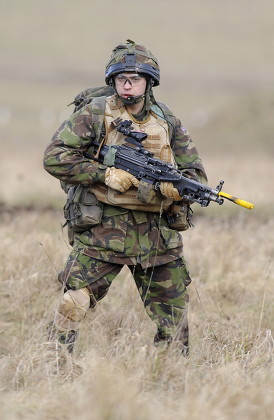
[0,203,273,420]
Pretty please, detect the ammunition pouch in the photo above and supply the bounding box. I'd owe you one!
[136,180,158,204]
[166,203,193,231]
[63,185,103,233]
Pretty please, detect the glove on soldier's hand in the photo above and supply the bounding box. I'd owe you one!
[105,167,140,193]
[160,182,181,201]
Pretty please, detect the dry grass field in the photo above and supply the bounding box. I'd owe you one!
[0,0,274,419]
[0,204,273,420]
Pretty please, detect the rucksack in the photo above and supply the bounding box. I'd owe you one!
[71,85,115,113]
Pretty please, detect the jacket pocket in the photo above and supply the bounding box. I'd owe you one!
[159,225,183,249]
[87,213,129,252]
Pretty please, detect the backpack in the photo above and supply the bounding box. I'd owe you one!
[71,85,115,112]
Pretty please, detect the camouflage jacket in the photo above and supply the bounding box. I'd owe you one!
[43,95,207,268]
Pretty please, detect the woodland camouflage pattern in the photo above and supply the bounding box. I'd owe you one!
[58,248,190,343]
[106,43,160,71]
[43,94,207,345]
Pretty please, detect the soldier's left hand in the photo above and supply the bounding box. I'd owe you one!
[160,182,181,201]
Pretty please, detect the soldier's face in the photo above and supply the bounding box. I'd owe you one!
[114,72,147,99]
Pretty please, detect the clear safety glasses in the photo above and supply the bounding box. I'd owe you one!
[114,73,146,87]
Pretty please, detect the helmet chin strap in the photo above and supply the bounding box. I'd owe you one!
[120,93,146,106]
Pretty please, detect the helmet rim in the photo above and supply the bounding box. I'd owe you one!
[105,62,160,86]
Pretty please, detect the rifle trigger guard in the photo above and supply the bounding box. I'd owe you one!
[154,181,161,191]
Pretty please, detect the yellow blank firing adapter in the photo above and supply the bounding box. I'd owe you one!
[218,191,254,210]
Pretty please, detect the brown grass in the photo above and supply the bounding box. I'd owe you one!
[0,186,273,419]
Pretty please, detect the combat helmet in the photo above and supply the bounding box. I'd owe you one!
[105,39,160,87]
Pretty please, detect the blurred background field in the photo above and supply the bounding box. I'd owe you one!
[0,1,273,419]
[0,0,273,212]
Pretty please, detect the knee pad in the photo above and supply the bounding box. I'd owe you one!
[54,287,90,331]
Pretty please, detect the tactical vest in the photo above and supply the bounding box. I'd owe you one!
[91,95,174,212]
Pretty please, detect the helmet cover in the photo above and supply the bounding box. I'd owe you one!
[105,39,160,86]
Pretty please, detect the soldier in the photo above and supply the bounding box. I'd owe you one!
[43,40,207,355]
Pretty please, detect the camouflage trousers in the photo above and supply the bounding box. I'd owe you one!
[58,250,191,348]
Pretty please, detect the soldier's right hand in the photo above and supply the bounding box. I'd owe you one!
[105,167,140,193]
[160,182,181,201]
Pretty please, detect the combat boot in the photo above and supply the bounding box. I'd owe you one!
[154,330,173,347]
[57,329,79,354]
[154,329,189,356]
[47,321,79,354]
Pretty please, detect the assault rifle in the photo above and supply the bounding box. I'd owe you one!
[94,119,254,210]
